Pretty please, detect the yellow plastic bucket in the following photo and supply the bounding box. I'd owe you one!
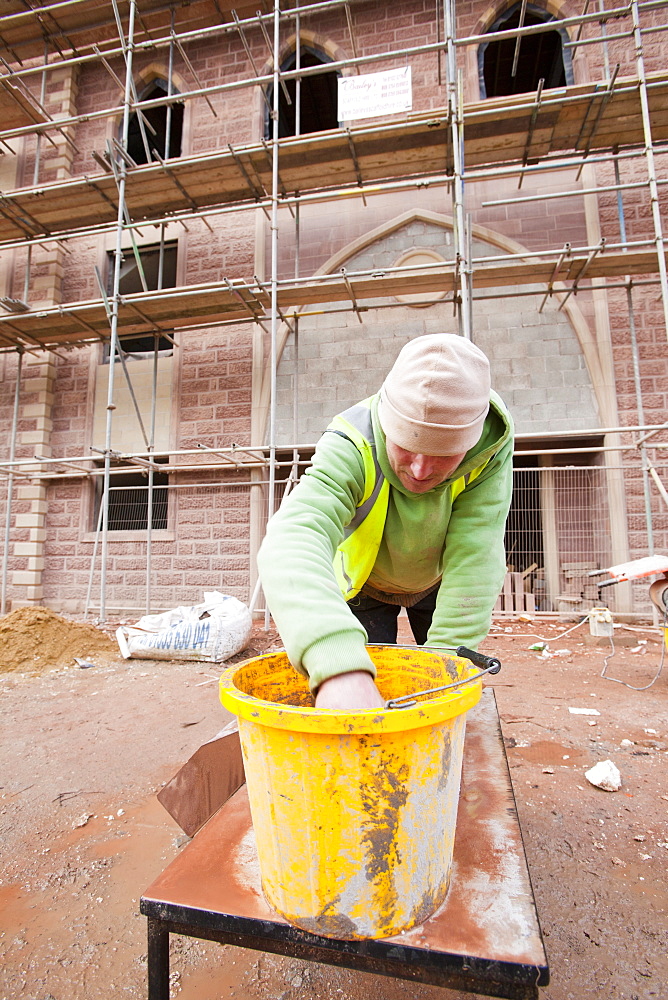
[219,645,481,940]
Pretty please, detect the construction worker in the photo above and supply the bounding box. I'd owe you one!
[258,333,514,710]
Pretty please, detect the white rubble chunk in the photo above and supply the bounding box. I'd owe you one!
[585,759,622,792]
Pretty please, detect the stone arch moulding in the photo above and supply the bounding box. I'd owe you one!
[262,29,351,77]
[473,0,580,40]
[107,63,190,156]
[253,30,352,138]
[465,0,582,102]
[251,208,610,444]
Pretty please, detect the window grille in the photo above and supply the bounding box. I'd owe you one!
[93,470,169,531]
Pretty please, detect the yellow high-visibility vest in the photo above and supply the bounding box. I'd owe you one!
[327,397,490,601]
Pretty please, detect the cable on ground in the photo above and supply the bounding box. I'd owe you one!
[515,609,666,691]
[599,608,667,691]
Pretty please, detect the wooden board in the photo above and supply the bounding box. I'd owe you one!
[1,72,667,245]
[0,245,662,350]
[0,78,47,131]
[0,0,259,64]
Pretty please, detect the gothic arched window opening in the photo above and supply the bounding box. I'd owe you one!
[266,48,339,139]
[126,79,184,164]
[480,5,571,99]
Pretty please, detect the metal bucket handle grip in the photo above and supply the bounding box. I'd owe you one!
[377,644,502,710]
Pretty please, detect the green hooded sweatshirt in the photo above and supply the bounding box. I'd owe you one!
[257,390,514,692]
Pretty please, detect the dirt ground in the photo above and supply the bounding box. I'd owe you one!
[1,609,667,1000]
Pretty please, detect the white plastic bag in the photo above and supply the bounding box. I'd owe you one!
[116,591,252,662]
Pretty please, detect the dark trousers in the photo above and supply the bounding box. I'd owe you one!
[348,590,437,645]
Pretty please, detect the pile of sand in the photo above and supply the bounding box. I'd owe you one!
[0,606,117,674]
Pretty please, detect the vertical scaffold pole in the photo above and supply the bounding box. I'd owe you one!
[145,331,159,614]
[631,0,668,342]
[1,348,24,615]
[146,224,166,614]
[444,0,471,339]
[613,152,655,563]
[22,45,50,308]
[291,2,301,488]
[264,0,281,629]
[166,9,175,157]
[100,0,137,621]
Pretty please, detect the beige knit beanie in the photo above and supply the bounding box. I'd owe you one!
[378,334,491,456]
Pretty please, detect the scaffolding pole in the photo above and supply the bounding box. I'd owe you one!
[99,0,137,622]
[265,0,282,629]
[444,0,471,339]
[612,150,657,564]
[631,0,668,343]
[1,348,23,615]
[5,0,661,88]
[292,0,302,488]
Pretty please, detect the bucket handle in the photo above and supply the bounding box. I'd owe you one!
[375,644,502,710]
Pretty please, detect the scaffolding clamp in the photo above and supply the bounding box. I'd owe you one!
[340,267,365,323]
[539,242,571,313]
[197,443,241,467]
[345,128,367,204]
[260,138,292,211]
[232,10,278,116]
[518,79,544,189]
[123,455,163,472]
[152,150,213,230]
[91,446,123,460]
[575,65,620,179]
[558,238,605,311]
[224,277,266,320]
[228,142,266,204]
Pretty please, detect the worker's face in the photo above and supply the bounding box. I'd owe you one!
[385,440,467,494]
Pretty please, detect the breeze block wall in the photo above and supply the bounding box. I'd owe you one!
[273,213,600,444]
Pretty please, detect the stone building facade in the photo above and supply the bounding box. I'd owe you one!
[0,0,666,616]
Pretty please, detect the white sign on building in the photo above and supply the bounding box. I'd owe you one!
[338,66,412,122]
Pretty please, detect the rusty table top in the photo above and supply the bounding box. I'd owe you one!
[141,690,549,999]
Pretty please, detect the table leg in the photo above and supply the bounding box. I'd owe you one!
[147,919,170,1000]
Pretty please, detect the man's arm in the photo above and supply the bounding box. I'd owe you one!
[257,430,378,695]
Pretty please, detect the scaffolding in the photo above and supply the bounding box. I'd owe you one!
[1,0,668,617]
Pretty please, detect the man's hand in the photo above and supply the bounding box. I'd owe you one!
[315,671,385,711]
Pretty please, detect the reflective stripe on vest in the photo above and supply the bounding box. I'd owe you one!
[326,399,389,599]
[450,463,487,501]
[326,397,491,600]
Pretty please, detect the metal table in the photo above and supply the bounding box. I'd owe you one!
[141,690,549,999]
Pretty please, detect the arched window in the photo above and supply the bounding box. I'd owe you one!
[126,79,184,164]
[266,47,339,139]
[479,4,572,99]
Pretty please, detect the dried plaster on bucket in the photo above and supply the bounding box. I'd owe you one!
[219,646,481,940]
